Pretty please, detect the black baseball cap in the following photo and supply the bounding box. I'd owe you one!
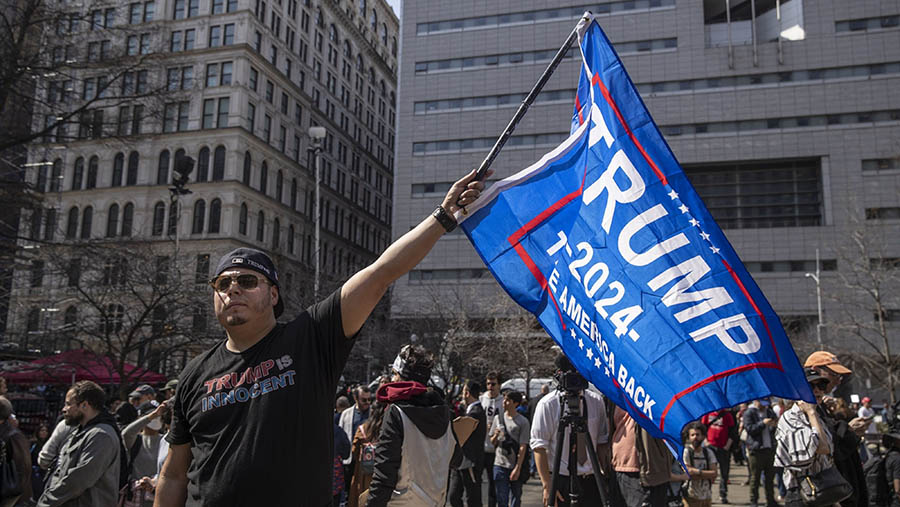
[214,248,283,318]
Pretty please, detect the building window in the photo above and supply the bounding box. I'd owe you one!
[152,201,166,235]
[260,161,268,193]
[213,145,225,180]
[106,203,119,237]
[80,206,93,239]
[243,151,252,185]
[209,25,221,47]
[163,102,190,132]
[192,199,206,234]
[197,147,209,181]
[256,211,265,241]
[127,151,139,185]
[112,153,125,186]
[66,206,79,238]
[239,203,248,235]
[249,67,258,91]
[208,199,221,233]
[157,150,169,184]
[684,158,823,229]
[123,203,135,237]
[86,156,98,189]
[272,218,280,249]
[276,170,283,202]
[263,115,271,143]
[217,97,230,127]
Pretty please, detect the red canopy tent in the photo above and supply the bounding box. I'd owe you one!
[3,349,166,386]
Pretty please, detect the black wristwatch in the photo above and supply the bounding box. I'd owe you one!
[432,205,457,233]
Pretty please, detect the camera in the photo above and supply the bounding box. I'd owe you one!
[554,354,588,393]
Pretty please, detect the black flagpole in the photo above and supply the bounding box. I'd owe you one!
[463,13,590,196]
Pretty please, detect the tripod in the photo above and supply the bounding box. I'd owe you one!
[548,390,608,506]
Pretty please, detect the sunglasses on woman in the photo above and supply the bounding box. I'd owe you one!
[208,274,270,292]
[810,380,829,391]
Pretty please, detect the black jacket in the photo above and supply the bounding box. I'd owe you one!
[453,400,486,471]
[742,405,775,452]
[818,406,868,507]
[366,389,453,507]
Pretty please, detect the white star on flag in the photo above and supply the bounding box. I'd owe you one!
[689,218,699,227]
[578,338,584,349]
[710,246,720,254]
[586,348,593,359]
[595,357,602,369]
[570,329,577,340]
[700,231,710,241]
[668,189,679,200]
[679,204,689,214]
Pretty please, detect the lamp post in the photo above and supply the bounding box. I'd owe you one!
[169,154,194,253]
[307,126,326,301]
[805,247,824,345]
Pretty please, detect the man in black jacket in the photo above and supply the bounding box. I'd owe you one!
[806,351,870,507]
[743,398,777,507]
[366,345,455,506]
[448,380,487,507]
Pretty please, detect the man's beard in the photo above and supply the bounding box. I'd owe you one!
[225,314,248,326]
[64,412,83,426]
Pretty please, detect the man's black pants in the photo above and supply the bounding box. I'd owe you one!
[448,466,482,507]
[555,473,603,506]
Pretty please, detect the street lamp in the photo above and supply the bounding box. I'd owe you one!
[169,153,195,252]
[307,126,326,301]
[804,247,824,346]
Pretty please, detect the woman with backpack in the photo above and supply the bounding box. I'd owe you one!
[348,400,386,507]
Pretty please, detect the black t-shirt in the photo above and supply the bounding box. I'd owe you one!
[885,450,900,507]
[167,289,355,506]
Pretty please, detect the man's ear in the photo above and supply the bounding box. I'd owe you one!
[271,285,279,306]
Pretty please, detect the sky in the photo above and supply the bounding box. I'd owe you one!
[386,0,401,19]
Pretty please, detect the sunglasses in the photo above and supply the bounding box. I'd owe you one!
[810,380,829,391]
[209,274,270,292]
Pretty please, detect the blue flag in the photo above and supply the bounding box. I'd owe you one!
[459,14,813,453]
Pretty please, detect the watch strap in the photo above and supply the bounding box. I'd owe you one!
[432,206,457,233]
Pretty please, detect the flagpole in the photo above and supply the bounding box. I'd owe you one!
[465,14,589,190]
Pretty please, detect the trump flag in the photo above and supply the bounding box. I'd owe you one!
[459,14,813,452]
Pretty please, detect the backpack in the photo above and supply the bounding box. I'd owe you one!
[683,446,714,501]
[498,413,530,484]
[865,450,892,506]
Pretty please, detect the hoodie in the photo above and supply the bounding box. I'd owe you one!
[38,412,124,507]
[366,383,454,506]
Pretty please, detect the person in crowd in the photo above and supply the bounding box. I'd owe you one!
[339,385,372,471]
[349,400,387,507]
[612,405,684,507]
[0,396,31,507]
[532,355,610,507]
[881,430,900,507]
[38,380,125,507]
[115,395,138,429]
[859,397,878,435]
[448,380,486,507]
[481,372,503,507]
[160,380,178,402]
[335,396,352,425]
[37,418,72,474]
[526,384,549,424]
[489,391,529,507]
[774,368,833,507]
[701,408,735,504]
[366,345,455,506]
[743,398,778,507]
[30,423,51,501]
[129,385,156,409]
[682,422,717,507]
[155,172,486,507]
[122,402,169,507]
[333,418,351,507]
[805,350,870,506]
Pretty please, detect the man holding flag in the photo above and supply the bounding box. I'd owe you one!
[457,12,814,461]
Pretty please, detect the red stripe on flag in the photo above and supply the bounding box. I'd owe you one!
[590,72,668,186]
[575,94,585,126]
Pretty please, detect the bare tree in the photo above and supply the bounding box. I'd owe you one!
[8,240,211,395]
[826,220,900,405]
[1,0,172,152]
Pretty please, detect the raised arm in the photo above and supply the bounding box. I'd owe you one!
[340,169,487,337]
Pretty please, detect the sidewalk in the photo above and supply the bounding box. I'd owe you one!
[516,459,769,506]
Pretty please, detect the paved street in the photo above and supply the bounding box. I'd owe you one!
[508,458,765,506]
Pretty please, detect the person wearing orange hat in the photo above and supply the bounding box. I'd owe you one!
[804,351,868,506]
